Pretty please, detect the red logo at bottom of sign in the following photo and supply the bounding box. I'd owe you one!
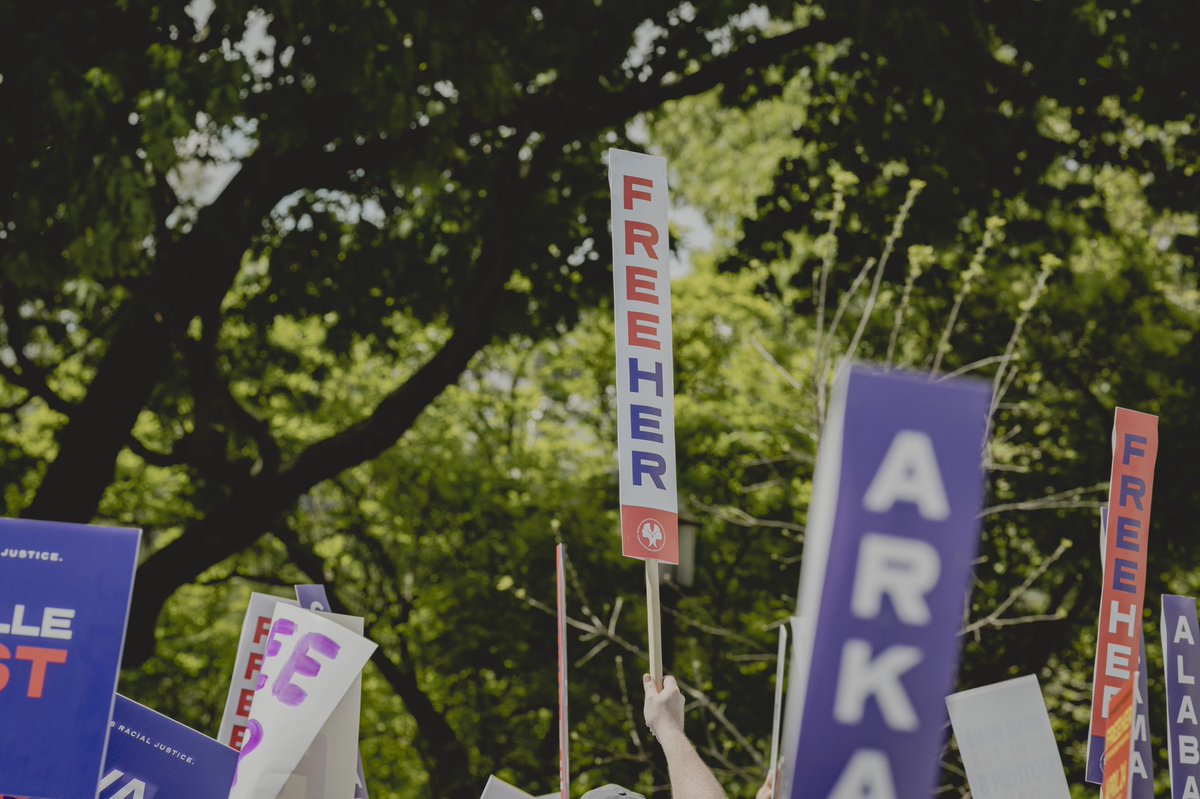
[621,506,679,564]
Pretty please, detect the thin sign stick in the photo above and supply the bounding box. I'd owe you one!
[769,623,789,797]
[645,560,664,689]
[556,544,570,799]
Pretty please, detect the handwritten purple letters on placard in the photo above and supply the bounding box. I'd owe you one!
[229,604,376,799]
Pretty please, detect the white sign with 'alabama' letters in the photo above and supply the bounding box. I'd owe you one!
[608,148,678,565]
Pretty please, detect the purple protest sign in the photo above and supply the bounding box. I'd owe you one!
[781,365,989,799]
[1162,595,1200,799]
[1132,635,1154,797]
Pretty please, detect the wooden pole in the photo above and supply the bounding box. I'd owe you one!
[645,560,664,689]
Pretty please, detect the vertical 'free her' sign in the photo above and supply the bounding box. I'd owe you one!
[783,365,989,799]
[1087,409,1159,783]
[609,148,678,565]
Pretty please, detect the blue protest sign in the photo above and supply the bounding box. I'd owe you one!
[102,694,238,798]
[1162,595,1200,799]
[0,517,140,799]
[782,365,989,799]
[1132,634,1154,797]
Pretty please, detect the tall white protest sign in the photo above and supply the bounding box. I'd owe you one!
[229,604,376,799]
[608,148,678,566]
[278,611,366,799]
[295,583,370,798]
[946,675,1071,799]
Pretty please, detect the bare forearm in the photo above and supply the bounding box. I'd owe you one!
[657,728,729,799]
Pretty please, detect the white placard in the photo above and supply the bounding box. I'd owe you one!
[229,605,377,799]
[946,675,1071,799]
[278,611,365,799]
[608,148,678,564]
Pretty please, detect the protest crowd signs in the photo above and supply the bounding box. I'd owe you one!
[780,365,990,799]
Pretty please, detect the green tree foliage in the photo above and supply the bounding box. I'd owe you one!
[3,2,1199,797]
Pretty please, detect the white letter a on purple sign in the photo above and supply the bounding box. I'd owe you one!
[826,750,898,799]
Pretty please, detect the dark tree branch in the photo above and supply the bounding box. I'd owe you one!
[125,436,185,469]
[124,298,505,664]
[545,19,847,139]
[23,135,422,522]
[121,140,546,667]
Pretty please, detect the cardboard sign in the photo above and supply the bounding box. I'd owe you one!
[781,365,990,799]
[1100,507,1155,795]
[102,694,239,798]
[1162,595,1200,799]
[945,675,1070,799]
[608,148,678,564]
[229,604,376,799]
[0,518,141,799]
[220,592,299,750]
[555,544,570,799]
[294,584,369,799]
[1103,680,1136,799]
[1087,409,1159,782]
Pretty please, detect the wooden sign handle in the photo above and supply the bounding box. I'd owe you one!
[645,560,664,689]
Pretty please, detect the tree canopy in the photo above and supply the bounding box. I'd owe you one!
[2,1,1198,797]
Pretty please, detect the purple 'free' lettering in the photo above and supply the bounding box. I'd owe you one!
[272,632,341,707]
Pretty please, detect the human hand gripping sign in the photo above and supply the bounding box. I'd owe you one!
[229,604,377,799]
